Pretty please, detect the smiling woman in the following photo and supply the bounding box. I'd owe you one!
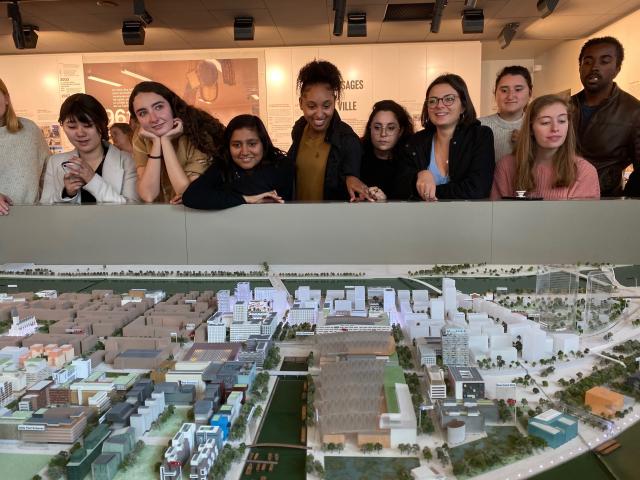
[40,93,139,204]
[182,114,293,210]
[128,81,225,203]
[395,73,495,200]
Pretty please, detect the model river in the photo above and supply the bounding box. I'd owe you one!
[243,359,308,480]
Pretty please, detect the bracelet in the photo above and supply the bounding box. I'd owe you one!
[148,154,162,159]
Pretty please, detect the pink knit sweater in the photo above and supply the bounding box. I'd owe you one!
[490,154,600,200]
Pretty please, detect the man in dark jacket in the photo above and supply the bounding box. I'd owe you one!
[571,36,640,197]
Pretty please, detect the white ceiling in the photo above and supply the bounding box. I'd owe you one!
[0,0,638,59]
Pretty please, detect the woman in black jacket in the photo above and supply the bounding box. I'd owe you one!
[288,60,371,202]
[395,74,495,200]
[182,115,293,209]
[360,100,415,201]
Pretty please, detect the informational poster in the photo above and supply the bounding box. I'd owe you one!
[83,58,260,128]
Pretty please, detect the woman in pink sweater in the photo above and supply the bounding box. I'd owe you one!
[491,94,600,200]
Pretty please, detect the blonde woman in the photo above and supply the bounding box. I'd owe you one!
[491,94,599,200]
[0,78,49,214]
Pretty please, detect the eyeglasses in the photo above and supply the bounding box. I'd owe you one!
[427,94,458,108]
[372,124,400,135]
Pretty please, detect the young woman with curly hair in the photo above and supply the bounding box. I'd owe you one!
[182,114,293,210]
[288,60,371,202]
[128,81,225,203]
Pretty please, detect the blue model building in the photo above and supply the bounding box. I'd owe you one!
[527,409,578,448]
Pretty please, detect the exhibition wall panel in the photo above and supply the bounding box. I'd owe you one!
[2,201,639,266]
[184,202,493,265]
[491,200,640,265]
[2,205,188,265]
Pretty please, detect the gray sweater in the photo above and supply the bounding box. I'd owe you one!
[0,117,49,203]
[479,113,523,163]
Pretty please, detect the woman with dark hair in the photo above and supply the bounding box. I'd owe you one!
[480,65,533,162]
[288,60,371,202]
[0,78,49,214]
[360,100,414,201]
[40,93,138,204]
[128,81,225,203]
[395,73,495,200]
[491,94,599,200]
[109,122,134,155]
[182,114,293,210]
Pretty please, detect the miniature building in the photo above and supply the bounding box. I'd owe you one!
[447,366,485,400]
[161,422,196,479]
[206,314,226,343]
[236,335,271,367]
[0,380,13,407]
[419,344,437,367]
[7,308,38,337]
[66,423,111,480]
[627,372,640,391]
[446,419,466,445]
[527,409,578,448]
[441,327,469,366]
[154,382,196,406]
[585,386,624,417]
[183,343,239,363]
[426,366,447,400]
[437,399,485,435]
[19,406,89,443]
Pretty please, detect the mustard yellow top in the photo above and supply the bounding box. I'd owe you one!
[295,124,331,201]
[133,133,212,203]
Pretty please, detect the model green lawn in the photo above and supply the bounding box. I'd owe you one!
[0,453,50,480]
[323,456,420,480]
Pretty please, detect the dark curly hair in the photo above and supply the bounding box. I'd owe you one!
[220,114,286,182]
[420,73,477,128]
[296,60,344,101]
[362,100,414,158]
[579,36,624,69]
[128,81,225,159]
[59,93,109,142]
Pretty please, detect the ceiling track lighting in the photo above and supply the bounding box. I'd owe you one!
[347,12,366,37]
[121,0,152,46]
[7,1,39,49]
[234,16,254,41]
[461,8,484,34]
[537,0,560,18]
[431,0,447,34]
[333,0,346,36]
[498,22,519,50]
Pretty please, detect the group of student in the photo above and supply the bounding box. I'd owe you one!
[1,35,638,215]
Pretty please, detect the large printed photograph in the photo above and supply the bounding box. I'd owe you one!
[83,58,260,127]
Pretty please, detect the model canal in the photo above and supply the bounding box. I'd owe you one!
[243,359,308,480]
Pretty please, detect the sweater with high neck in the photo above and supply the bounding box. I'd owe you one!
[479,113,523,163]
[0,117,49,203]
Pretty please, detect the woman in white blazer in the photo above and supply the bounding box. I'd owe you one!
[41,93,139,204]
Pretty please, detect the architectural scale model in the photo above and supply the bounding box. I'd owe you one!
[0,263,638,480]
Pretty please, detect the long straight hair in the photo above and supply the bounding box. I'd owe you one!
[514,94,577,191]
[0,78,22,133]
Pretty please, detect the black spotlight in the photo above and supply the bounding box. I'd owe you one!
[498,22,519,49]
[7,1,39,49]
[234,17,255,41]
[537,0,560,18]
[122,21,146,45]
[347,12,366,37]
[431,0,447,34]
[461,8,484,34]
[333,0,346,36]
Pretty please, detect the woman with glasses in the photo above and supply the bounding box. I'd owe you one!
[360,100,414,201]
[395,74,495,200]
[490,94,599,200]
[40,93,139,204]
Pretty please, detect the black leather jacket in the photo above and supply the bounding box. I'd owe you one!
[288,111,362,201]
[394,120,495,200]
[571,84,640,197]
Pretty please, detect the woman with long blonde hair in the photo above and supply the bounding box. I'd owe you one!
[491,94,600,200]
[0,78,49,214]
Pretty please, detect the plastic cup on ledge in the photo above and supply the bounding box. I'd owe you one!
[515,190,526,198]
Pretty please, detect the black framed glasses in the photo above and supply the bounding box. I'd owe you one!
[427,94,458,108]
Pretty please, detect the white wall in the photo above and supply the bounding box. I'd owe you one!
[534,8,640,98]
